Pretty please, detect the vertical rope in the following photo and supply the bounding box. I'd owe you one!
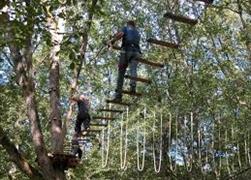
[174,114,178,172]
[198,126,202,173]
[186,112,193,172]
[168,113,173,171]
[225,130,231,175]
[120,107,128,170]
[248,132,251,166]
[101,104,111,168]
[231,125,235,172]
[137,107,146,171]
[152,112,163,173]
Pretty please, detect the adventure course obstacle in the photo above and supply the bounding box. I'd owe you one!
[62,0,251,178]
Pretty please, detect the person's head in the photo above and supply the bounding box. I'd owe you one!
[80,95,87,101]
[127,20,136,27]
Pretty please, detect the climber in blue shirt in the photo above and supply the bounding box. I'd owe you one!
[109,20,141,102]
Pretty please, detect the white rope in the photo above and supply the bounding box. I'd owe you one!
[101,105,111,168]
[213,117,220,178]
[168,113,174,171]
[198,126,202,173]
[185,112,193,172]
[218,125,222,175]
[231,125,235,172]
[137,107,146,171]
[248,132,251,166]
[174,114,178,172]
[237,143,242,168]
[244,133,248,165]
[152,112,163,173]
[120,107,128,170]
[225,130,231,175]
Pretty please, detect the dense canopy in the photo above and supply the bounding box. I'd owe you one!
[0,0,251,179]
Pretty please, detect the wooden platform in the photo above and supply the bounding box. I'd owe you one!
[50,153,79,170]
[164,12,198,25]
[98,109,124,113]
[136,58,164,68]
[124,75,151,84]
[147,38,179,49]
[122,90,142,97]
[106,99,131,106]
[195,0,213,4]
[92,116,116,120]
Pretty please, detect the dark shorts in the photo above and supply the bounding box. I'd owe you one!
[75,113,91,134]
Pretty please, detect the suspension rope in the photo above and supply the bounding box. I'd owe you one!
[245,133,248,166]
[213,116,221,178]
[248,132,251,166]
[101,104,111,168]
[237,142,242,168]
[174,114,178,172]
[120,107,128,170]
[137,107,146,171]
[198,125,202,173]
[185,112,193,172]
[218,122,222,177]
[225,130,231,175]
[168,113,174,171]
[231,125,236,172]
[152,112,163,173]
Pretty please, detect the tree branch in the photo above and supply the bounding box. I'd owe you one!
[0,126,42,179]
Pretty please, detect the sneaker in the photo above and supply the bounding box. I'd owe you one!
[130,86,136,94]
[112,96,122,102]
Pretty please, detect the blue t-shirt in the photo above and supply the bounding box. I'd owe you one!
[121,26,140,51]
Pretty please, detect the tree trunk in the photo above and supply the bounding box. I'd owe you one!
[46,7,64,154]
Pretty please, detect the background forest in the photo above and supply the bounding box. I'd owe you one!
[0,0,251,179]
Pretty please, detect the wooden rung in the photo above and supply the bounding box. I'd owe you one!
[124,75,151,84]
[122,90,142,97]
[106,99,131,106]
[98,109,124,113]
[194,0,213,4]
[136,58,164,68]
[164,12,198,25]
[81,129,101,135]
[90,123,108,127]
[92,116,116,120]
[147,38,179,49]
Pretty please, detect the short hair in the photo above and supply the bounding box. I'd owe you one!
[127,20,136,27]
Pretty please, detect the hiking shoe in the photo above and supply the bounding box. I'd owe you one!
[112,96,122,102]
[130,86,136,94]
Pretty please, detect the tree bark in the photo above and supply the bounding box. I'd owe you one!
[46,7,64,154]
[3,2,56,179]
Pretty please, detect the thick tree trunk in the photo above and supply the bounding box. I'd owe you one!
[3,3,58,179]
[0,126,43,179]
[46,8,64,154]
